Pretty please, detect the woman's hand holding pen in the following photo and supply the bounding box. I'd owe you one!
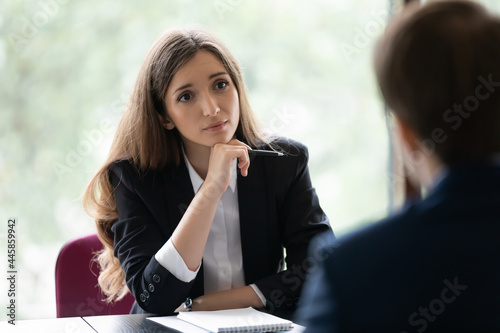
[204,139,251,196]
[170,139,250,272]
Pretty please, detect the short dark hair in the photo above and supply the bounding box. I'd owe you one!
[375,0,500,165]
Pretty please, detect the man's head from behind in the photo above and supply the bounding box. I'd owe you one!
[375,0,500,167]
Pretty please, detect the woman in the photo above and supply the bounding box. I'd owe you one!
[84,27,332,315]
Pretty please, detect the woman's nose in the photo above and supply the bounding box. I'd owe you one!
[201,95,220,117]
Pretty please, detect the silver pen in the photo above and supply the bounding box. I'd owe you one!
[248,150,284,157]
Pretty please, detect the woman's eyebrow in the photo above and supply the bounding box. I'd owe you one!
[173,83,192,95]
[172,72,229,95]
[209,71,228,79]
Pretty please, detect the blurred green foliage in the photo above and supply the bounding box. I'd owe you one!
[4,0,388,319]
[3,0,495,320]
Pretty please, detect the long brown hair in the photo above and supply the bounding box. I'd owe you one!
[83,27,266,303]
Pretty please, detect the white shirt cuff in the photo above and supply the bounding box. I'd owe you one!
[155,239,200,283]
[250,284,267,307]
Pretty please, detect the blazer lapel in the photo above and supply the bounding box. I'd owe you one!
[162,158,195,233]
[238,157,271,284]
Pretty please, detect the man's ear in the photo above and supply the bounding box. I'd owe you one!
[159,114,175,130]
[394,115,419,152]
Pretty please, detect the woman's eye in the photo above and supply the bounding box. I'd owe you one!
[215,81,228,90]
[178,93,192,102]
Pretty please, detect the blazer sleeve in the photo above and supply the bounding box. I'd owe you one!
[109,161,195,315]
[253,139,333,312]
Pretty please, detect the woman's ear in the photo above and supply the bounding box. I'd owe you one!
[159,114,176,130]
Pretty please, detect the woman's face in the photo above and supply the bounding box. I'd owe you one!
[163,50,240,154]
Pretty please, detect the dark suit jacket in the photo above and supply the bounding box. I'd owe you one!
[297,162,500,332]
[109,138,332,315]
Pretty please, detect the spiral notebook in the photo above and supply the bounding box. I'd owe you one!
[176,307,293,332]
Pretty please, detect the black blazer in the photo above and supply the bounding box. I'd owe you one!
[109,138,332,315]
[296,163,500,332]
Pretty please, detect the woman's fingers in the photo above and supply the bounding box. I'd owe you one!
[227,138,252,150]
[237,149,250,177]
[212,140,251,176]
[205,140,251,195]
[226,141,250,177]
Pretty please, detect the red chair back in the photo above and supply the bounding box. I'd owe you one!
[55,234,134,317]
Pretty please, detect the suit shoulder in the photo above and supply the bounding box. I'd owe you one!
[328,206,420,261]
[108,159,166,189]
[107,160,138,190]
[109,159,168,177]
[108,159,141,179]
[109,159,133,172]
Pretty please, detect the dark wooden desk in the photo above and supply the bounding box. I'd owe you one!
[83,313,177,332]
[83,313,305,332]
[4,312,305,332]
[0,316,95,333]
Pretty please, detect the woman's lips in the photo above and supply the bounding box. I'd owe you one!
[204,121,227,132]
